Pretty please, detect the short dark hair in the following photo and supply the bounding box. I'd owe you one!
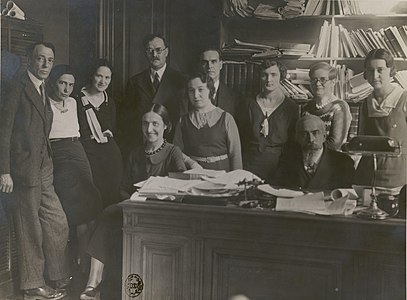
[200,47,222,61]
[87,58,113,85]
[48,64,75,85]
[145,103,172,133]
[259,59,287,81]
[364,48,396,77]
[143,33,167,49]
[26,41,56,58]
[47,64,75,94]
[309,62,336,80]
[187,70,216,100]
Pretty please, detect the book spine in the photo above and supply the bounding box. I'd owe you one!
[384,27,403,58]
[348,103,361,139]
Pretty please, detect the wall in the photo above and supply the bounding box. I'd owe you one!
[13,0,70,64]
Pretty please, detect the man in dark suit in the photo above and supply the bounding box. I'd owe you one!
[272,115,355,190]
[120,33,187,154]
[0,42,70,300]
[199,47,239,117]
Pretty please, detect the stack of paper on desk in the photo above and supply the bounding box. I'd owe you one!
[257,185,304,198]
[169,168,226,180]
[138,177,202,196]
[137,170,260,198]
[276,192,356,215]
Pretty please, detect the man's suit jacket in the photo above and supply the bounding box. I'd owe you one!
[272,146,355,190]
[121,67,186,146]
[0,71,53,186]
[214,82,239,117]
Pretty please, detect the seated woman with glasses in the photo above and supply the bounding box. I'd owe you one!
[174,71,242,171]
[302,62,352,151]
[237,59,298,180]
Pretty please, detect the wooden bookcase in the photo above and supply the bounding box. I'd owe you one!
[219,13,407,136]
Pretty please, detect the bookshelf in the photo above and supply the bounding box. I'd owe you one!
[219,13,407,136]
[220,14,407,71]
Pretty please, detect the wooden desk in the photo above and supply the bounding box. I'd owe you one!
[120,200,406,300]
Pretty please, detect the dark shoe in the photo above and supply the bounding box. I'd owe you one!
[55,276,73,289]
[23,285,66,300]
[80,286,100,300]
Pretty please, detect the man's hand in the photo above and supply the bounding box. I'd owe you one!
[0,174,13,193]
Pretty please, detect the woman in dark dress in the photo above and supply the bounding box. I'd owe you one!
[47,65,101,266]
[174,71,242,171]
[80,104,186,300]
[76,59,123,208]
[238,59,298,180]
[355,49,407,188]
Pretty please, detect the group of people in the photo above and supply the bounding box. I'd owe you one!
[0,31,406,300]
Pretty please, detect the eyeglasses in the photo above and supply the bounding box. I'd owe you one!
[145,47,167,55]
[310,77,331,86]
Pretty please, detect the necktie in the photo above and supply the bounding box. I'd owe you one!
[153,73,160,92]
[40,83,46,105]
[305,163,316,175]
[211,88,217,105]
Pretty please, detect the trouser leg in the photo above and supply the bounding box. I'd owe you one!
[39,156,70,281]
[10,184,46,290]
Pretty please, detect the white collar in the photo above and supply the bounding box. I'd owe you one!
[214,80,220,92]
[150,64,167,82]
[27,70,44,91]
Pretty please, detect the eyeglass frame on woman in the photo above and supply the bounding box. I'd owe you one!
[310,77,332,86]
[145,47,167,55]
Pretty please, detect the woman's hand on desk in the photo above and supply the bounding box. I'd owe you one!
[0,174,13,193]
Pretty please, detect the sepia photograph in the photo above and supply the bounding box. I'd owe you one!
[0,0,406,299]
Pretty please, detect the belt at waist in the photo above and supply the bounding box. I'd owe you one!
[190,154,228,163]
[50,136,79,143]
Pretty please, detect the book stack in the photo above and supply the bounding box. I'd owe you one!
[281,79,310,100]
[279,0,306,19]
[222,39,282,61]
[304,0,363,15]
[348,103,361,138]
[346,72,373,102]
[312,20,407,58]
[252,3,282,20]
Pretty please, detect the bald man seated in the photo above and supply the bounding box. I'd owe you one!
[271,115,355,190]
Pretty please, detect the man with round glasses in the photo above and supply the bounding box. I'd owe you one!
[120,33,187,157]
[302,62,352,151]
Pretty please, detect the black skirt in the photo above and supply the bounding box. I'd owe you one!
[81,137,123,208]
[51,140,102,225]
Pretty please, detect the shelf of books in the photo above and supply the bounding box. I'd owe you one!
[219,0,407,137]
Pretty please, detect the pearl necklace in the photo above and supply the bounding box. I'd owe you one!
[144,139,166,156]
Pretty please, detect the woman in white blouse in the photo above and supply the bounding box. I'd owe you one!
[47,64,101,269]
[174,71,242,171]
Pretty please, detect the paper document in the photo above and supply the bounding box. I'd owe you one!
[138,176,202,195]
[258,185,304,198]
[276,192,356,215]
[276,192,325,212]
[204,169,261,188]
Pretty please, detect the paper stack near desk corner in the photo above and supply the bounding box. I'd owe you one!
[276,192,357,215]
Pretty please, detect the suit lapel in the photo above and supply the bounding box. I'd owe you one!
[154,68,173,104]
[23,75,46,122]
[137,70,155,99]
[307,148,328,187]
